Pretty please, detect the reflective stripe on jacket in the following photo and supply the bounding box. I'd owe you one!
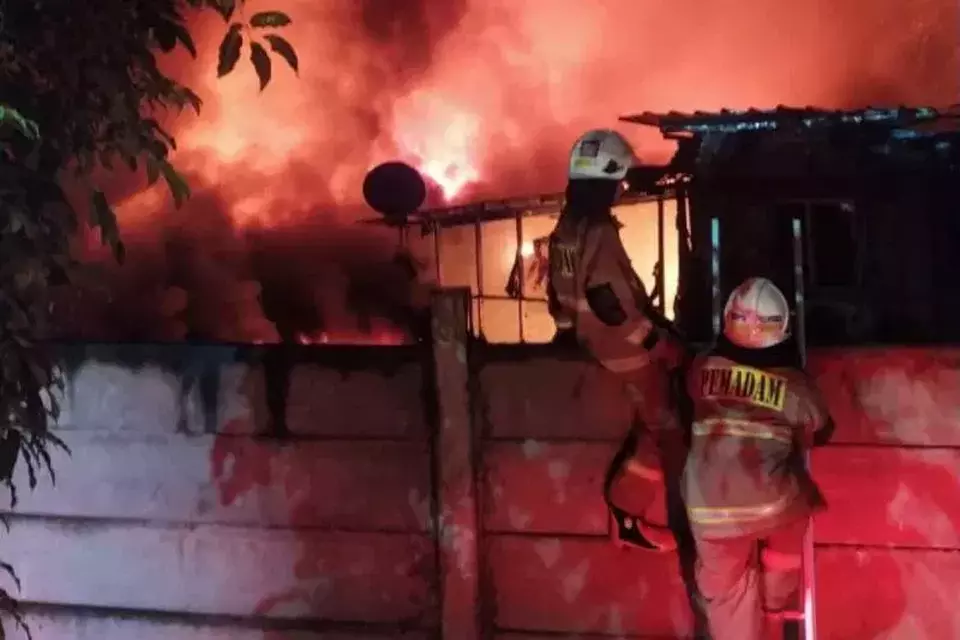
[682,353,831,539]
[547,209,655,373]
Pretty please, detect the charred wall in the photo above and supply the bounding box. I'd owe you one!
[676,165,960,346]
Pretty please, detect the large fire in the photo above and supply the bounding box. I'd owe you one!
[58,0,957,344]
[392,90,481,202]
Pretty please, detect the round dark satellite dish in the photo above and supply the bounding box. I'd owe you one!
[363,162,426,223]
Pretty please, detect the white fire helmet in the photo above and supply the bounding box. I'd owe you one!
[723,277,790,349]
[568,129,637,181]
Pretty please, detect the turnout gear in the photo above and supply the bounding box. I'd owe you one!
[683,279,833,640]
[605,380,683,553]
[684,353,829,538]
[694,518,809,640]
[568,129,636,181]
[548,133,685,552]
[548,207,674,373]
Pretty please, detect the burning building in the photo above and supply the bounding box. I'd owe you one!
[42,0,954,347]
[372,191,678,344]
[625,105,960,346]
[379,105,960,349]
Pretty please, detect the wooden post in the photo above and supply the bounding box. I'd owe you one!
[429,288,481,640]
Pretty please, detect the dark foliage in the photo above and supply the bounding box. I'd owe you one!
[0,0,298,634]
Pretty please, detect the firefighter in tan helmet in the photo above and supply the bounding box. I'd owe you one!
[547,129,686,552]
[683,277,834,640]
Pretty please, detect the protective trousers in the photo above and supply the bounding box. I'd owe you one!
[606,364,685,549]
[694,518,807,640]
[622,363,686,477]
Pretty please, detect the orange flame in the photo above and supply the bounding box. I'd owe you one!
[84,1,954,348]
[392,90,481,202]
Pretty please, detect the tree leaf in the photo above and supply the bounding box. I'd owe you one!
[145,156,161,186]
[170,21,198,57]
[0,105,40,140]
[89,189,123,263]
[170,86,203,114]
[144,119,177,151]
[264,34,298,74]
[154,23,179,52]
[249,11,292,28]
[217,24,243,78]
[250,42,272,91]
[88,190,113,234]
[122,153,138,172]
[182,87,203,114]
[159,160,191,208]
[212,0,237,21]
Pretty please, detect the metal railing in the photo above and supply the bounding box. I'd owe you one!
[399,191,676,343]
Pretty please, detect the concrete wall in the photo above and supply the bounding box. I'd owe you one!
[0,341,441,640]
[1,288,958,639]
[478,353,697,639]
[479,346,960,640]
[806,349,960,640]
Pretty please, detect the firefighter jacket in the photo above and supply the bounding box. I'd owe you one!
[547,209,659,374]
[682,352,832,540]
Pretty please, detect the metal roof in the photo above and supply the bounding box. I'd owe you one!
[620,105,960,136]
[359,190,674,229]
[359,105,960,229]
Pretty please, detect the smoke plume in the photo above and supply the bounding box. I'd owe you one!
[53,0,958,343]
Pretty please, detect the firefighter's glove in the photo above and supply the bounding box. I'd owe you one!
[651,333,685,372]
[552,327,579,349]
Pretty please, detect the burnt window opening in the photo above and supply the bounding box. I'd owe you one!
[805,203,859,289]
[795,202,866,346]
[724,202,799,303]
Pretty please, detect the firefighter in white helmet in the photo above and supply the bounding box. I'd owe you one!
[547,129,686,552]
[683,277,834,640]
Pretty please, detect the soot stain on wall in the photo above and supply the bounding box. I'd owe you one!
[53,342,424,435]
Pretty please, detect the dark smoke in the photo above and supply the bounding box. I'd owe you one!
[50,2,469,344]
[52,176,427,344]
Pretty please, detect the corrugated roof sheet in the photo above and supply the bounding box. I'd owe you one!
[358,190,672,228]
[620,105,959,135]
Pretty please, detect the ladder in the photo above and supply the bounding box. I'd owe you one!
[709,216,817,640]
[792,217,817,640]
